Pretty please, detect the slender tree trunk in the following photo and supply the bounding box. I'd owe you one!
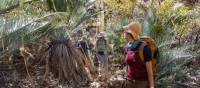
[98,0,104,32]
[195,34,199,44]
[2,17,7,50]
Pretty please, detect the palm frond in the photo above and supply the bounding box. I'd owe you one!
[0,0,98,58]
[0,22,52,58]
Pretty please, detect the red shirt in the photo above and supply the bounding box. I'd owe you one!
[125,41,152,80]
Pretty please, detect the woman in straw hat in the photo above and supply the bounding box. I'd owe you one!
[123,22,155,88]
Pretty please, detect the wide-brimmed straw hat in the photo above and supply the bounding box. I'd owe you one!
[123,22,141,37]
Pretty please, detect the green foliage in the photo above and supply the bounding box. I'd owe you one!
[104,0,137,15]
[46,0,83,12]
[105,17,129,61]
[105,17,128,44]
[139,0,192,39]
[152,21,199,87]
[105,0,200,87]
[0,0,98,57]
[140,1,200,87]
[0,0,19,8]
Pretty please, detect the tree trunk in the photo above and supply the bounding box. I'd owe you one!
[195,34,199,44]
[98,0,104,32]
[2,17,7,51]
[46,32,96,85]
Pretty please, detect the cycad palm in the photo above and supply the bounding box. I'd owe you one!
[0,0,97,55]
[0,0,97,87]
[140,1,199,87]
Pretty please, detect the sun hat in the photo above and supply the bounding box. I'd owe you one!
[123,22,141,38]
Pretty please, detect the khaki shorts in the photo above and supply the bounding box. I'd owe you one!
[126,80,148,88]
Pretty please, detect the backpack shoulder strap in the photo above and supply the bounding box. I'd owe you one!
[139,41,147,62]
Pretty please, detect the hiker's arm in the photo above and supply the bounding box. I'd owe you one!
[143,46,154,88]
[146,61,154,88]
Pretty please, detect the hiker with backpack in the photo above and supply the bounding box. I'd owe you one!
[78,36,92,58]
[95,32,111,82]
[123,22,158,88]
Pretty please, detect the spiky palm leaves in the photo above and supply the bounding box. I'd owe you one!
[0,0,97,87]
[105,0,198,87]
[104,17,129,67]
[140,1,199,87]
[0,0,97,56]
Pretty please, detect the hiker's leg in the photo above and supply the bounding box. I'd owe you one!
[126,81,136,88]
[97,54,103,76]
[97,54,104,64]
[104,55,109,81]
[98,55,108,81]
[135,81,148,88]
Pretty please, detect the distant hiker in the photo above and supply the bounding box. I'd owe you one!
[77,36,97,80]
[95,32,110,81]
[123,22,158,88]
[78,36,90,58]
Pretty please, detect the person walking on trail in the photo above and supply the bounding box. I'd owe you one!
[78,36,90,58]
[123,22,156,88]
[95,32,110,81]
